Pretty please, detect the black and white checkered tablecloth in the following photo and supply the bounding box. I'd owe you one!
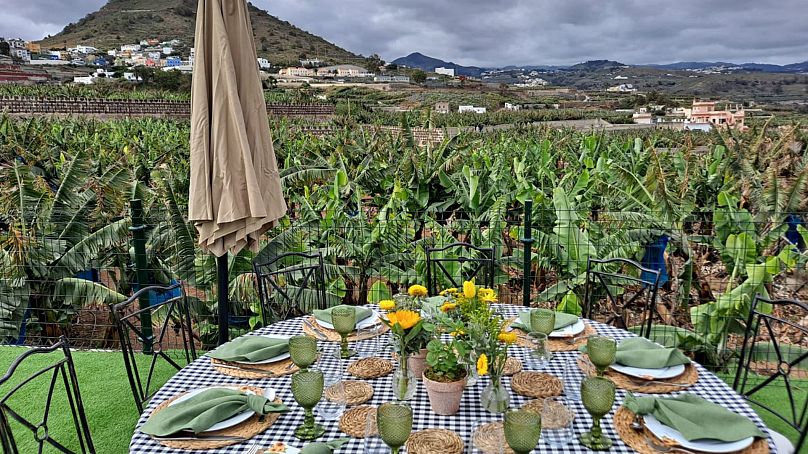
[130,304,777,453]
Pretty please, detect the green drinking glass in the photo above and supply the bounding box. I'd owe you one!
[587,336,616,376]
[376,402,413,454]
[530,309,556,335]
[291,369,326,440]
[504,409,542,454]
[289,335,318,370]
[579,376,616,450]
[331,306,357,359]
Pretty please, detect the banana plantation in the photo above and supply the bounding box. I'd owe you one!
[0,112,806,369]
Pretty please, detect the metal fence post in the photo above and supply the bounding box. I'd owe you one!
[521,200,533,307]
[130,199,153,354]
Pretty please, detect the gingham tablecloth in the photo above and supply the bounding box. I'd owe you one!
[130,304,777,453]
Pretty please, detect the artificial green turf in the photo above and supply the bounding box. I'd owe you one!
[0,347,183,453]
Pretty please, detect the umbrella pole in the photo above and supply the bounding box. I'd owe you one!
[216,255,230,345]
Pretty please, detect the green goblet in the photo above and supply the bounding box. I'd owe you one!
[376,402,413,454]
[289,335,318,370]
[579,376,616,450]
[332,306,357,359]
[504,409,542,454]
[291,369,326,440]
[587,336,616,376]
[530,309,556,335]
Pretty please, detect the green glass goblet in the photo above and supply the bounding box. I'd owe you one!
[587,336,616,376]
[376,402,413,454]
[530,309,556,335]
[331,306,357,359]
[579,376,616,450]
[504,409,542,454]
[289,335,318,370]
[291,369,326,440]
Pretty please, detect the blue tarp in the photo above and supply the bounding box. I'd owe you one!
[785,214,805,251]
[641,234,669,287]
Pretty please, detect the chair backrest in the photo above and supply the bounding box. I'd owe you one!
[0,336,95,453]
[109,283,196,414]
[583,257,661,338]
[734,295,808,453]
[253,251,327,324]
[426,242,496,296]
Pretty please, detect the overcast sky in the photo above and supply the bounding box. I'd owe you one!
[3,0,807,67]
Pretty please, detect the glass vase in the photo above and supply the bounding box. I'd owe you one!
[392,353,416,401]
[480,376,510,413]
[464,353,480,386]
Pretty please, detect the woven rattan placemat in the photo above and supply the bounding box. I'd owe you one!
[405,428,464,454]
[577,354,699,393]
[325,380,374,405]
[472,421,514,454]
[347,357,394,379]
[339,405,376,438]
[210,357,299,379]
[511,320,596,352]
[510,371,563,398]
[303,316,389,342]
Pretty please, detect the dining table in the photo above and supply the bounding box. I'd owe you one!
[129,303,777,453]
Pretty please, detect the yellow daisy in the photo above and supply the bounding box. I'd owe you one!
[378,299,396,311]
[408,284,429,298]
[439,287,459,296]
[477,353,489,376]
[392,309,421,329]
[440,302,457,312]
[463,280,477,299]
[478,288,498,303]
[498,332,517,344]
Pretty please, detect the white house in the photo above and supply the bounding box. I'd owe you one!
[435,67,455,77]
[606,83,637,93]
[257,58,271,70]
[504,103,521,111]
[10,48,30,61]
[75,45,98,54]
[459,105,487,114]
[121,44,141,52]
[279,67,315,77]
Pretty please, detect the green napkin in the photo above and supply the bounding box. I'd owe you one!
[208,336,289,363]
[313,305,373,325]
[624,393,764,442]
[140,388,288,436]
[615,337,691,369]
[511,311,579,331]
[301,438,350,454]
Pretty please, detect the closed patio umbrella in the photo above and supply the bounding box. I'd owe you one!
[189,0,287,344]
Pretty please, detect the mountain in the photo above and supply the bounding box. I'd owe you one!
[566,60,627,71]
[643,60,808,73]
[37,0,362,66]
[391,52,484,77]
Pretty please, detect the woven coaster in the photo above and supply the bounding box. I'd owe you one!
[520,399,544,414]
[502,357,523,376]
[510,371,563,398]
[339,405,376,438]
[325,380,374,405]
[210,357,299,379]
[510,320,596,352]
[147,385,283,450]
[303,316,390,342]
[577,355,699,393]
[614,406,769,454]
[406,428,464,454]
[472,421,513,454]
[347,357,394,379]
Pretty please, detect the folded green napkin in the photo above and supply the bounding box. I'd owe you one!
[301,438,350,454]
[615,337,691,369]
[140,388,288,436]
[313,305,373,325]
[512,311,579,331]
[624,393,764,442]
[208,335,289,363]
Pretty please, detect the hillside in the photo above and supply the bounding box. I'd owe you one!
[391,52,484,77]
[37,0,363,66]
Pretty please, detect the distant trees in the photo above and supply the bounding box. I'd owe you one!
[412,70,427,84]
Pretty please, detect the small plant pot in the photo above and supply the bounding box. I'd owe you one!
[423,371,466,415]
[408,348,429,379]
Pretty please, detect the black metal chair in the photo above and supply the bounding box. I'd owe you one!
[109,283,197,414]
[583,257,661,339]
[253,251,327,324]
[0,336,95,453]
[734,295,808,454]
[426,242,496,296]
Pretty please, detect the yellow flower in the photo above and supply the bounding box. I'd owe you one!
[379,299,396,311]
[392,309,421,330]
[478,288,498,303]
[408,284,428,298]
[386,312,398,326]
[498,332,517,345]
[450,328,465,337]
[463,280,476,299]
[439,287,458,296]
[477,353,489,376]
[440,302,457,312]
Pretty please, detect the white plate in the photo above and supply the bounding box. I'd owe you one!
[315,310,381,330]
[644,415,755,453]
[169,386,275,433]
[235,334,291,365]
[610,363,686,380]
[549,318,586,338]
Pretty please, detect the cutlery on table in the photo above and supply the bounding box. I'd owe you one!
[303,320,328,340]
[628,377,692,388]
[644,436,699,454]
[154,434,247,442]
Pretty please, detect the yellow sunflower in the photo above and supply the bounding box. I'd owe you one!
[497,332,517,345]
[385,312,398,326]
[463,280,477,299]
[408,284,429,298]
[392,309,421,329]
[440,302,457,312]
[476,353,489,376]
[378,299,396,311]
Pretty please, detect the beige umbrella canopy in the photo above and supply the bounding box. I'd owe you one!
[188,0,287,258]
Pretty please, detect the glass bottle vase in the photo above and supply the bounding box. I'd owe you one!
[480,376,510,413]
[392,353,416,401]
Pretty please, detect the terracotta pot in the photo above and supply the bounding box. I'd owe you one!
[407,348,429,379]
[423,371,466,415]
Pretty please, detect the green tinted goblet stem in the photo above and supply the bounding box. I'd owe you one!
[579,376,615,450]
[291,370,325,440]
[331,306,357,359]
[587,335,616,376]
[289,335,318,370]
[377,402,413,454]
[530,308,556,335]
[504,409,542,454]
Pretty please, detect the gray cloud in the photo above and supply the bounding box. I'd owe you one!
[3,0,806,66]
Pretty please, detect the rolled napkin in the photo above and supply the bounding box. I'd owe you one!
[208,336,289,363]
[615,337,691,369]
[140,388,288,436]
[624,393,764,442]
[301,438,350,453]
[511,311,579,331]
[313,305,373,325]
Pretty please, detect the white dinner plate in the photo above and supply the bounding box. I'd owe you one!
[234,334,292,365]
[169,386,275,433]
[610,363,686,380]
[315,310,381,330]
[549,318,586,338]
[644,415,755,453]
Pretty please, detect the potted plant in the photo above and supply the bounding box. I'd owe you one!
[423,338,468,415]
[389,286,434,379]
